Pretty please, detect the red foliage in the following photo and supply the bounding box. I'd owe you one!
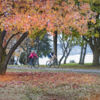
[0,72,99,88]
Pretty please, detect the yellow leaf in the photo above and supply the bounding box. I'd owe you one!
[94,33,99,37]
[91,19,96,24]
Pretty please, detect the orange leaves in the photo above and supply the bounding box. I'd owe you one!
[0,0,97,37]
[0,72,98,87]
[0,74,14,82]
[0,2,2,12]
[0,71,99,97]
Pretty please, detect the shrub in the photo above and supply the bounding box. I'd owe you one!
[19,52,27,65]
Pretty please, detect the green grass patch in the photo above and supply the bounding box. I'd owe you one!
[8,63,100,70]
[59,63,100,70]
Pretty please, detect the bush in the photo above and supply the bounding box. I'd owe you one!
[70,60,76,63]
[19,52,27,65]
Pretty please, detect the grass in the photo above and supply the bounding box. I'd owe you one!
[8,63,100,70]
[60,63,100,70]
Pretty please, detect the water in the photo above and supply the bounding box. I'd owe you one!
[39,54,93,65]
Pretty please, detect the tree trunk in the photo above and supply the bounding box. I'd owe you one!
[79,43,87,64]
[79,45,84,64]
[0,49,7,75]
[88,37,100,66]
[0,32,28,75]
[36,37,39,66]
[59,51,65,65]
[53,31,58,64]
[82,43,87,64]
[64,48,72,64]
[27,46,31,64]
[93,49,100,65]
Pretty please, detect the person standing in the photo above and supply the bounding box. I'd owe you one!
[29,51,38,66]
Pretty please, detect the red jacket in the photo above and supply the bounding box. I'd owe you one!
[29,52,38,59]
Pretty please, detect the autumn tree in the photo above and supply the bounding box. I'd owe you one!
[58,33,78,65]
[81,0,100,65]
[0,0,96,74]
[0,0,53,74]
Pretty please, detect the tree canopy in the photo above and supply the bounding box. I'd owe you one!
[0,0,98,74]
[0,0,97,40]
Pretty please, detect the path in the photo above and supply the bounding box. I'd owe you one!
[8,66,100,74]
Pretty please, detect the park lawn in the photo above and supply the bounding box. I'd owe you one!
[8,63,100,70]
[0,68,100,100]
[59,63,100,69]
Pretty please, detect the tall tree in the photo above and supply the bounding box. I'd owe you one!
[0,0,96,74]
[59,34,73,65]
[82,0,100,65]
[59,31,79,65]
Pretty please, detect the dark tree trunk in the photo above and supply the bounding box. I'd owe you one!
[79,46,84,64]
[79,43,87,64]
[82,43,87,64]
[93,49,100,65]
[59,51,65,65]
[83,36,100,66]
[0,48,7,74]
[0,30,7,74]
[64,48,72,64]
[36,37,39,66]
[89,37,100,66]
[27,46,31,64]
[0,32,28,75]
[53,31,58,64]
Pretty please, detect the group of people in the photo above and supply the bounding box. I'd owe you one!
[28,50,56,66]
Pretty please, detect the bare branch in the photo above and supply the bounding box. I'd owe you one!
[4,32,21,49]
[83,36,89,43]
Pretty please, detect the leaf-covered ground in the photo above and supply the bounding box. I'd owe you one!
[0,72,100,100]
